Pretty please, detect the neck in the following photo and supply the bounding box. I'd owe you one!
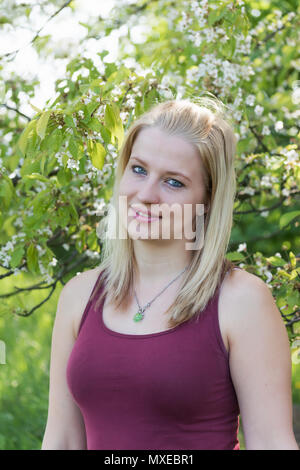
[133,239,192,287]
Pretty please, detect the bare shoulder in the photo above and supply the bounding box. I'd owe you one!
[219,268,279,352]
[221,267,269,298]
[63,266,102,340]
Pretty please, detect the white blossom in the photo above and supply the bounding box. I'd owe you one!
[245,94,255,106]
[158,88,174,99]
[67,158,80,171]
[254,105,264,116]
[80,183,91,193]
[55,153,63,165]
[14,217,23,228]
[120,111,129,122]
[260,175,273,188]
[280,149,299,169]
[85,249,101,260]
[125,95,136,108]
[265,271,272,283]
[36,244,46,255]
[237,243,247,252]
[275,121,283,131]
[292,87,300,105]
[240,187,255,196]
[251,9,261,17]
[282,188,290,197]
[262,125,270,135]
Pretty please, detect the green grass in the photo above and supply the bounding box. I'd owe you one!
[0,270,59,450]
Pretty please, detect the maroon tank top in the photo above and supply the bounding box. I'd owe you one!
[66,270,240,450]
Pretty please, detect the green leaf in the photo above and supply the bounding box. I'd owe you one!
[57,206,71,228]
[276,269,290,279]
[0,16,12,25]
[207,7,226,26]
[40,151,47,174]
[68,136,79,159]
[11,245,25,269]
[289,252,296,269]
[111,102,124,149]
[29,102,43,114]
[87,117,102,133]
[20,153,43,177]
[33,35,51,54]
[225,251,245,261]
[86,101,99,116]
[104,103,115,130]
[0,175,14,209]
[26,243,39,274]
[65,114,76,128]
[104,103,124,149]
[47,128,63,154]
[226,35,236,58]
[67,198,79,224]
[0,80,5,101]
[16,119,37,157]
[31,189,52,216]
[87,140,106,170]
[87,230,98,250]
[99,124,112,144]
[279,211,300,229]
[22,173,49,192]
[62,153,69,169]
[57,168,72,185]
[36,110,51,140]
[266,256,286,267]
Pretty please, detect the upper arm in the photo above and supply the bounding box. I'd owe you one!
[226,271,298,450]
[41,274,88,450]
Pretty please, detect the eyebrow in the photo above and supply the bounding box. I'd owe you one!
[130,156,192,182]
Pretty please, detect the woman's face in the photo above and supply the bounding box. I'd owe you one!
[118,126,208,244]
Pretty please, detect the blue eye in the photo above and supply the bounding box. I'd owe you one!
[131,165,184,189]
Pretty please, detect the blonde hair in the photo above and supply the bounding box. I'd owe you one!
[91,97,239,328]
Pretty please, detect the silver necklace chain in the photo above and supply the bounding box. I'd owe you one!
[133,265,189,322]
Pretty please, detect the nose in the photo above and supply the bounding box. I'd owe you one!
[135,177,161,205]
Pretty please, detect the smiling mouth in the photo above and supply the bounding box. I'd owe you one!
[131,208,162,221]
[129,207,162,222]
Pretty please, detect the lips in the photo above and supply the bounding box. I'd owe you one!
[130,206,162,218]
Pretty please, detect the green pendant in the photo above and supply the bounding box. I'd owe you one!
[133,311,144,322]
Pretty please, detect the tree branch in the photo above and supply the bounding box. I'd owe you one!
[0,0,73,60]
[253,20,292,52]
[249,124,271,153]
[0,262,27,280]
[6,252,92,317]
[0,104,31,121]
[234,190,300,215]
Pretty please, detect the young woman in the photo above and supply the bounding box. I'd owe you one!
[42,98,298,450]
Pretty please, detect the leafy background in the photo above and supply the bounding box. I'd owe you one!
[0,0,299,450]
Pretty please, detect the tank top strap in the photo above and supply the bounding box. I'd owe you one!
[205,266,242,358]
[77,269,105,336]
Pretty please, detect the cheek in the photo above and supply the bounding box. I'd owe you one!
[119,173,132,195]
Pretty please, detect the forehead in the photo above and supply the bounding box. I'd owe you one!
[130,127,201,172]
